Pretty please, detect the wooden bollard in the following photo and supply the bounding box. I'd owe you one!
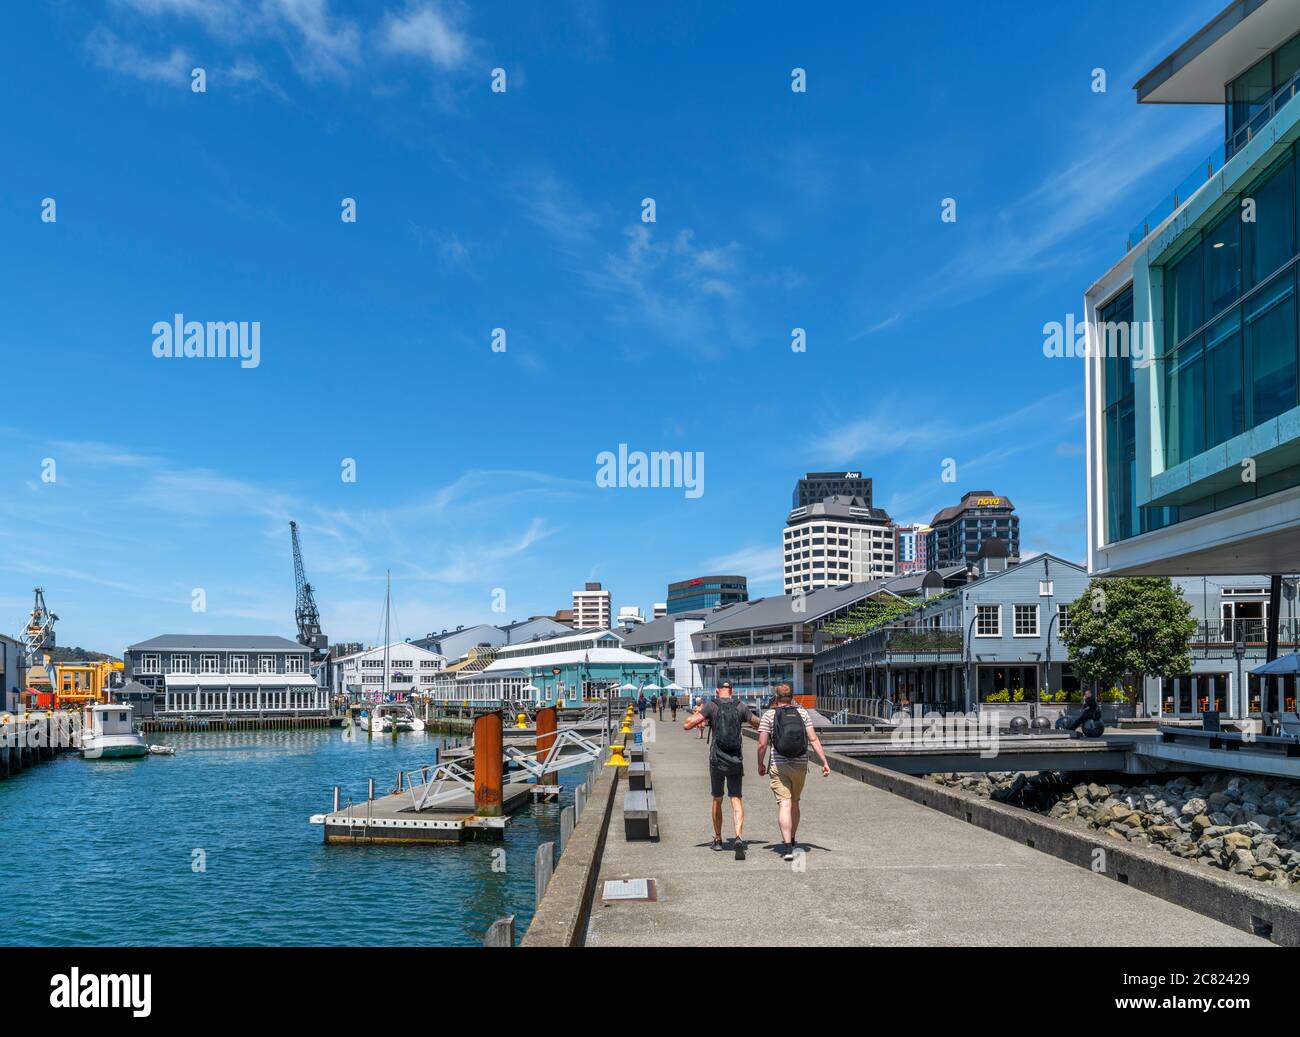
[535,706,558,785]
[473,711,504,817]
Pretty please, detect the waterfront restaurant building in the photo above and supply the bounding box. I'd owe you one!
[124,635,328,717]
[692,572,948,698]
[812,549,1280,717]
[1084,0,1300,713]
[621,611,709,692]
[432,629,665,703]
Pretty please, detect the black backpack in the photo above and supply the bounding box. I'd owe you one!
[771,706,808,758]
[712,697,743,754]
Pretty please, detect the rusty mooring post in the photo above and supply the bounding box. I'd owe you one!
[535,706,558,785]
[474,711,504,817]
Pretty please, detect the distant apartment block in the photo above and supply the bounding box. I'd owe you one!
[572,582,612,630]
[783,495,895,593]
[894,523,931,573]
[925,491,1020,569]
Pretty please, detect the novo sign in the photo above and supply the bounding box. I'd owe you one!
[974,497,1004,507]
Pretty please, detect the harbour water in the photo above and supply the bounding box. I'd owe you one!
[0,727,583,946]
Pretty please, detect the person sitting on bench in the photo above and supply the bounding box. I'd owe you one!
[1056,689,1105,738]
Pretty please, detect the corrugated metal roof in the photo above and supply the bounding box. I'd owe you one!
[127,634,307,652]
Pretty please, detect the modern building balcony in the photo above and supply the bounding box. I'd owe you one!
[816,625,965,670]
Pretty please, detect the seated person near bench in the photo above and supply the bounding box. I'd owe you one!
[1056,689,1105,738]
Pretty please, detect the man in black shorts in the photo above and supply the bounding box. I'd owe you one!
[683,680,759,859]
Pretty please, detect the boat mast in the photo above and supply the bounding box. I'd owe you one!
[383,570,391,702]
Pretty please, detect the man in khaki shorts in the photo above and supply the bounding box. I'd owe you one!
[756,683,830,860]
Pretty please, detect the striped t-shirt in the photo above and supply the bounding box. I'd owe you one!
[759,705,812,765]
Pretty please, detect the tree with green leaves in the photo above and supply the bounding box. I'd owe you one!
[1060,577,1196,701]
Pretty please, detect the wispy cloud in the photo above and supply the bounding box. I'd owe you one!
[850,312,902,340]
[378,2,474,71]
[703,544,783,586]
[86,26,192,83]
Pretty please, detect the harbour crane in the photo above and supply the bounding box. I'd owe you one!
[20,587,59,693]
[289,521,329,663]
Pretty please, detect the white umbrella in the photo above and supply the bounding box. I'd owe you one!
[618,683,639,693]
[643,684,662,693]
[521,683,541,693]
[665,682,683,691]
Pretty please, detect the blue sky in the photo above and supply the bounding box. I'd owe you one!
[0,0,1229,653]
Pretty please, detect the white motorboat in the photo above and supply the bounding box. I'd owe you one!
[358,702,425,733]
[81,703,149,760]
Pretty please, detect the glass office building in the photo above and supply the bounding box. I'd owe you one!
[666,575,748,614]
[1087,1,1300,577]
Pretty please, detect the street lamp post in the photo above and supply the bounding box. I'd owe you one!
[963,612,980,713]
[1234,635,1247,719]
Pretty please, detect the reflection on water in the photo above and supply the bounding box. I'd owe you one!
[0,728,585,946]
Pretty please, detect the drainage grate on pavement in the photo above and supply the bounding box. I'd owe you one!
[601,878,658,903]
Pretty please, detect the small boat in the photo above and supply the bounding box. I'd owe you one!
[81,703,149,760]
[358,702,425,734]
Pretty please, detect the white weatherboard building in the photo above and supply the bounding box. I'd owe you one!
[332,642,447,699]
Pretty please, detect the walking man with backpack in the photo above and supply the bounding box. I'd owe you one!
[683,680,759,859]
[757,683,831,861]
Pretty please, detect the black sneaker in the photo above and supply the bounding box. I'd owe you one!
[782,844,795,862]
[734,838,746,860]
[710,837,724,851]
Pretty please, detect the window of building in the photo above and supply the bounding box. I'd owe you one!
[285,656,305,673]
[259,655,276,673]
[229,655,248,673]
[975,605,1000,637]
[170,654,190,674]
[201,654,219,673]
[141,654,160,674]
[1246,266,1298,426]
[1057,603,1073,636]
[1014,604,1039,637]
[1039,580,1053,597]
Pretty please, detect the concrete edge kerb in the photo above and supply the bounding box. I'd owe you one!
[825,749,1300,946]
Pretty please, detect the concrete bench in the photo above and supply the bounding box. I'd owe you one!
[627,761,653,792]
[628,746,646,764]
[623,789,659,841]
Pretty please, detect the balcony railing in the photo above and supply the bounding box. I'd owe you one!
[1227,71,1300,161]
[1191,618,1300,648]
[693,642,814,662]
[1125,71,1300,254]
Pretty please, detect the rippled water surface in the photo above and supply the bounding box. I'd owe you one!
[0,728,584,945]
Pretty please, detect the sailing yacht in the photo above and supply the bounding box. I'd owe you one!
[354,571,426,734]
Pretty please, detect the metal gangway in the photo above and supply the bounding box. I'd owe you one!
[396,727,606,811]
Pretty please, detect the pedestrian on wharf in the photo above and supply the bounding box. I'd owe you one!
[684,680,759,859]
[657,694,665,720]
[757,683,831,861]
[668,693,678,721]
[637,691,648,719]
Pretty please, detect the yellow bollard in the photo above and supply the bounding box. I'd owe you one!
[620,721,633,736]
[515,712,528,729]
[556,699,565,710]
[606,743,629,767]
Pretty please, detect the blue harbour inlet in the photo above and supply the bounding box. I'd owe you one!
[0,729,579,946]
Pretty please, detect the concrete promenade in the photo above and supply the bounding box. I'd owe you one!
[585,717,1269,946]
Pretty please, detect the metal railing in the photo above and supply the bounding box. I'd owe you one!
[692,643,814,661]
[1125,71,1300,254]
